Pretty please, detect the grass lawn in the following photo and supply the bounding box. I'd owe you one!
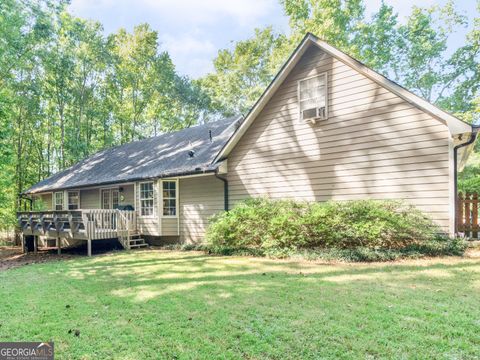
[0,250,480,359]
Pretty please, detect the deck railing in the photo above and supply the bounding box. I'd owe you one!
[17,209,137,245]
[117,210,136,250]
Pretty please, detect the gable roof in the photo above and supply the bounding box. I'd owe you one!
[25,116,242,194]
[214,33,473,163]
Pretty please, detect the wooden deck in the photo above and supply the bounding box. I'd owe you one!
[17,209,137,256]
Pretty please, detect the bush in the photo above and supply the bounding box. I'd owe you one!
[205,198,461,259]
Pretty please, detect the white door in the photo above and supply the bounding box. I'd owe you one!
[101,189,119,209]
[101,189,111,209]
[101,189,119,229]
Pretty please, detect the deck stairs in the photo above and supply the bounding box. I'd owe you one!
[127,232,148,249]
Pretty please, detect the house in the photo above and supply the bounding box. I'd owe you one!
[18,33,477,255]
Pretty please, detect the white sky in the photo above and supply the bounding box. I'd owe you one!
[68,0,477,79]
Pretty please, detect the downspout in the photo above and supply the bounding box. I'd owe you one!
[214,170,229,211]
[454,128,479,233]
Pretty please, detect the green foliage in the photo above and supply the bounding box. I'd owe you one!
[458,152,480,193]
[0,0,214,228]
[393,2,467,103]
[201,239,467,262]
[272,238,467,261]
[197,27,287,115]
[206,198,453,258]
[31,197,47,211]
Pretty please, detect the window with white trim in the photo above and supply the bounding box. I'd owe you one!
[68,191,80,210]
[112,190,119,209]
[298,73,327,122]
[54,192,64,211]
[140,182,154,216]
[162,181,177,216]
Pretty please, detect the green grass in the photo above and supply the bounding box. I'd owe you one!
[0,250,480,359]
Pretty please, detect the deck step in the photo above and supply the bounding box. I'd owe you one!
[127,235,148,250]
[129,238,146,244]
[130,243,148,248]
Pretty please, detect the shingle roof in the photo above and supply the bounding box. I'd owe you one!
[25,116,242,194]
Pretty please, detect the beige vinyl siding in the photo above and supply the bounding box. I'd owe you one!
[80,189,99,209]
[179,175,224,244]
[227,45,451,230]
[161,218,178,236]
[79,184,134,209]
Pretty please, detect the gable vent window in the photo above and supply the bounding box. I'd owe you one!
[298,73,328,124]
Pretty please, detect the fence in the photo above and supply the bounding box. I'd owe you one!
[457,192,479,238]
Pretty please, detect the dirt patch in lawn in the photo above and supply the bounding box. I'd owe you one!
[0,240,133,272]
[0,246,78,272]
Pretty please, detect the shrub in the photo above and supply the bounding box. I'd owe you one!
[205,198,457,259]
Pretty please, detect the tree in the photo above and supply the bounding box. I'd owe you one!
[107,24,165,142]
[198,27,287,116]
[0,2,213,230]
[1,0,60,229]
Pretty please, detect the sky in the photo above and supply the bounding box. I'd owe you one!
[68,0,478,79]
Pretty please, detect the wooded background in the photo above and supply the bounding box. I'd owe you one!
[1,0,480,229]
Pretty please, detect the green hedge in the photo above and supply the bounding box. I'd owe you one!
[205,198,463,258]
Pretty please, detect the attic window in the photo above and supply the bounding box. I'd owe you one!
[298,73,328,123]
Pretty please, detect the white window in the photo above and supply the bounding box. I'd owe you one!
[140,182,154,216]
[67,191,80,210]
[298,73,327,122]
[101,189,110,209]
[54,192,64,211]
[162,181,177,217]
[101,188,120,209]
[112,190,119,209]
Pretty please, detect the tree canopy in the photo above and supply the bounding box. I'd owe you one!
[0,0,213,228]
